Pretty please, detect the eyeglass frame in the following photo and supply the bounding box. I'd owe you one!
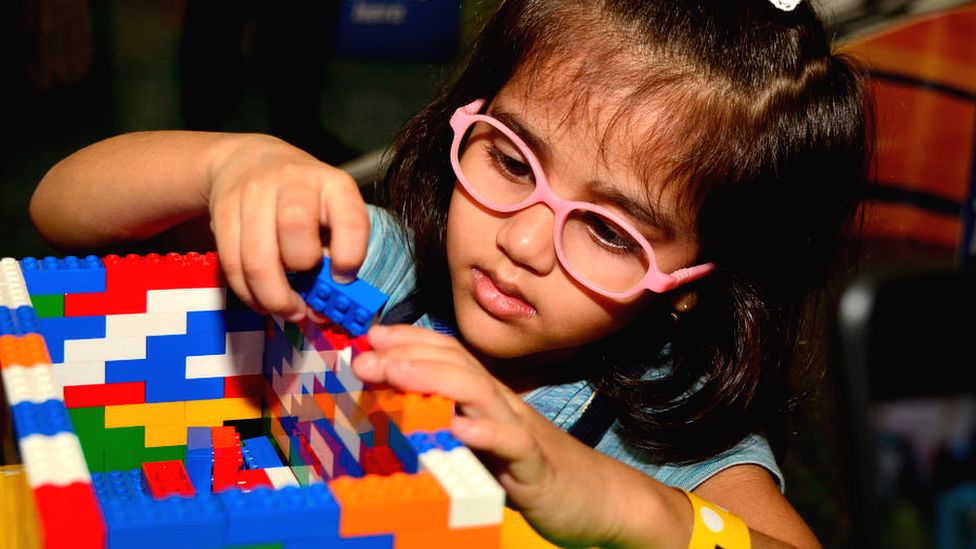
[448,98,715,300]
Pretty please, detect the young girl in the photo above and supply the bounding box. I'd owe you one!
[30,0,868,547]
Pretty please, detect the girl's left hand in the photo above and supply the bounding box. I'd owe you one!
[351,324,640,547]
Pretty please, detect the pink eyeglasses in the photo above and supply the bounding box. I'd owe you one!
[449,99,715,300]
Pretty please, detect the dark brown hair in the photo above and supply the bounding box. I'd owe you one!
[381,0,869,464]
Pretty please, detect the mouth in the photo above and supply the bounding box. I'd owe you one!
[471,268,537,320]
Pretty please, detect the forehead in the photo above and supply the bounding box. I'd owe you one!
[491,64,698,229]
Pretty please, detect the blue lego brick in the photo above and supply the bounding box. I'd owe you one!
[292,257,388,337]
[10,399,74,438]
[145,375,224,403]
[387,420,418,474]
[37,314,106,364]
[104,354,224,403]
[185,451,214,493]
[146,328,226,357]
[186,426,212,451]
[92,469,226,549]
[220,484,340,545]
[285,535,394,549]
[408,429,463,455]
[242,436,284,469]
[0,305,40,336]
[185,309,265,334]
[19,255,106,295]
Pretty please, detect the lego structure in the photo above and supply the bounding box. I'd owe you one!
[0,251,510,548]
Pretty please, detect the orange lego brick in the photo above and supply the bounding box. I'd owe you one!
[0,334,51,369]
[329,471,449,537]
[396,524,501,549]
[371,388,455,434]
[401,393,454,433]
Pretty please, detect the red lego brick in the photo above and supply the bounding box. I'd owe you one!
[32,482,106,549]
[141,460,196,499]
[223,374,265,398]
[235,468,273,491]
[63,382,145,408]
[64,254,150,316]
[211,426,240,450]
[211,426,243,492]
[141,252,222,290]
[361,445,403,475]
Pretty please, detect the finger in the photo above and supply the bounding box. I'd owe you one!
[366,324,462,353]
[319,169,369,282]
[277,179,324,272]
[211,188,256,312]
[353,354,511,420]
[240,178,307,321]
[450,415,547,485]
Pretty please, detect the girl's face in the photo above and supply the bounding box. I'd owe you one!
[446,73,703,360]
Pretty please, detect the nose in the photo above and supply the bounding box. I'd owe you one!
[496,203,558,275]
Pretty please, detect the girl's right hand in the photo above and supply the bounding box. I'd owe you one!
[207,135,370,323]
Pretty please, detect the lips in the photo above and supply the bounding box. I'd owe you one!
[471,268,537,319]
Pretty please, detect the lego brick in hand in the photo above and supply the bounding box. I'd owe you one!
[290,257,388,337]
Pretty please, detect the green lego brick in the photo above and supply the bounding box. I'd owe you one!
[67,406,184,471]
[284,321,304,351]
[29,294,64,318]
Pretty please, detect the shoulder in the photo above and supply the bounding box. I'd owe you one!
[612,431,785,493]
[359,204,417,319]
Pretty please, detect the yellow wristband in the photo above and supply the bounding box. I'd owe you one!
[681,489,751,549]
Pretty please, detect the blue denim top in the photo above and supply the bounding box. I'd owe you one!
[359,205,784,492]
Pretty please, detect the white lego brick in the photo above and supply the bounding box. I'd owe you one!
[264,466,299,489]
[184,331,264,378]
[308,426,336,478]
[227,329,264,355]
[19,432,91,487]
[332,410,362,461]
[146,287,226,313]
[294,348,329,374]
[0,258,31,308]
[333,347,363,393]
[2,365,62,405]
[63,336,145,362]
[271,313,286,332]
[420,447,505,528]
[51,361,106,389]
[105,311,187,337]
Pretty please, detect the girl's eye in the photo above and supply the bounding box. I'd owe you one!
[582,212,642,255]
[487,144,534,183]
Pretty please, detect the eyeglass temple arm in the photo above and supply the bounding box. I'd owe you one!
[667,262,716,289]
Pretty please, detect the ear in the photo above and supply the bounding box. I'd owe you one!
[671,290,698,314]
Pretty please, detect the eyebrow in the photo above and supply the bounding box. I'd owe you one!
[590,184,677,238]
[489,106,678,238]
[487,107,551,163]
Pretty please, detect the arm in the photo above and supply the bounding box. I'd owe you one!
[353,324,822,549]
[30,130,369,322]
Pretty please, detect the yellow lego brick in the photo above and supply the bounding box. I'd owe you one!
[145,422,190,447]
[104,402,185,428]
[185,397,260,426]
[0,465,41,549]
[501,507,564,549]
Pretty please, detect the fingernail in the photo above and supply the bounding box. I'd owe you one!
[331,270,355,284]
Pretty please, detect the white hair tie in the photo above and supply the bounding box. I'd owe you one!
[769,0,801,10]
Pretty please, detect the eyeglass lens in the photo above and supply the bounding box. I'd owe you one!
[458,121,651,293]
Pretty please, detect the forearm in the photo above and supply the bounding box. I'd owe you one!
[30,131,269,250]
[606,464,814,549]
